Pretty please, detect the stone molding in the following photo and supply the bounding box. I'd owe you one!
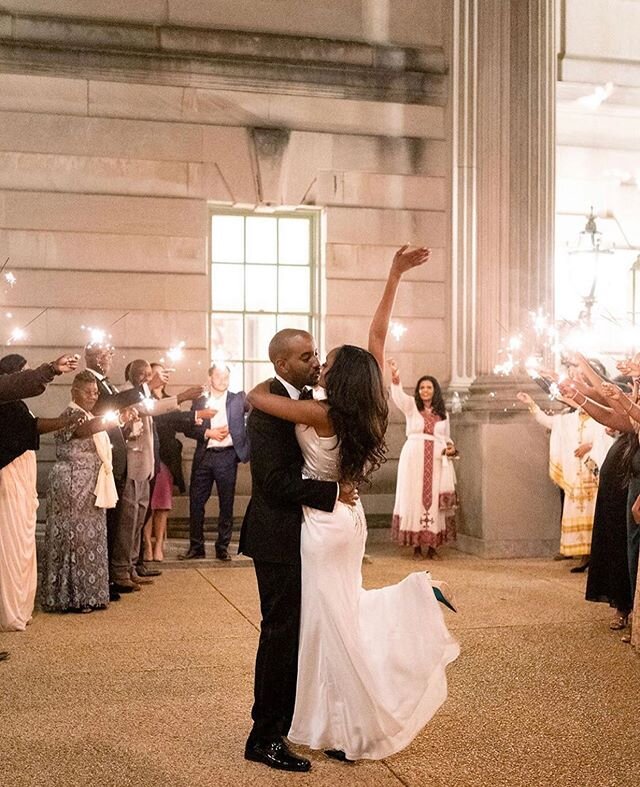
[449,0,478,391]
[0,12,446,105]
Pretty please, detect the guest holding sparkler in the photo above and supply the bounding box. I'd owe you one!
[567,357,640,645]
[110,360,204,591]
[0,353,79,403]
[84,342,168,599]
[388,360,458,560]
[40,371,129,614]
[180,364,249,561]
[142,363,215,562]
[550,355,633,630]
[0,355,84,630]
[518,362,613,572]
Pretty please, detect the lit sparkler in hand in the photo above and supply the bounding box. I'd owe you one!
[101,410,120,425]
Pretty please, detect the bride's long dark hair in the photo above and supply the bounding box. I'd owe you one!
[324,345,388,487]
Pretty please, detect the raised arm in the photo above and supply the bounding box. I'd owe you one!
[388,358,416,416]
[516,391,555,429]
[368,245,431,370]
[557,381,634,432]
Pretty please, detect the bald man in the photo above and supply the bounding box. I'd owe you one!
[239,329,353,772]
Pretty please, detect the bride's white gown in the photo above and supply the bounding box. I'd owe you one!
[288,425,460,761]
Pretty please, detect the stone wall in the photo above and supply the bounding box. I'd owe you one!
[0,3,450,523]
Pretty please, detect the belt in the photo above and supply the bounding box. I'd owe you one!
[206,446,234,452]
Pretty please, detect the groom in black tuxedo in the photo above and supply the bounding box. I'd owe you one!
[240,329,352,772]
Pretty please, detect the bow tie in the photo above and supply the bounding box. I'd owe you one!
[300,387,314,400]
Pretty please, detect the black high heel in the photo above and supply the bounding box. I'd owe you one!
[325,749,355,763]
[426,574,457,612]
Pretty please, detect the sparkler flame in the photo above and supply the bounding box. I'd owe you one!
[4,272,16,287]
[7,327,26,344]
[390,321,407,342]
[101,410,120,425]
[167,341,186,363]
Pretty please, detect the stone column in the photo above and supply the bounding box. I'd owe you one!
[450,0,560,557]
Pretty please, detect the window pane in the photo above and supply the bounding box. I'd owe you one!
[244,362,274,390]
[228,362,244,392]
[211,313,243,360]
[245,314,276,361]
[246,216,277,264]
[279,267,310,312]
[279,218,310,265]
[246,265,278,311]
[212,264,244,310]
[276,314,310,332]
[211,215,244,263]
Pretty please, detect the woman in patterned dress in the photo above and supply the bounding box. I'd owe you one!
[40,371,120,614]
[389,360,457,559]
[0,354,82,631]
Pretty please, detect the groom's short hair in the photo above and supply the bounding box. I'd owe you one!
[268,329,312,363]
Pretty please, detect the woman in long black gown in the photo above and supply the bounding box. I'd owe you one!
[586,433,632,629]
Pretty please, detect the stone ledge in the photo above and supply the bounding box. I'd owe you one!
[0,13,446,105]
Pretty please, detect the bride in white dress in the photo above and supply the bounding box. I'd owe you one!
[247,245,459,761]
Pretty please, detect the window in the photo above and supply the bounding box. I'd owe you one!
[210,209,320,390]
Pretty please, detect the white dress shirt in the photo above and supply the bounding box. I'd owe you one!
[207,389,233,448]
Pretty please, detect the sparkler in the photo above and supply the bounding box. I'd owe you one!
[390,321,407,342]
[3,272,16,287]
[7,327,26,344]
[167,341,186,364]
[5,308,48,345]
[81,326,113,348]
[139,395,156,412]
[101,410,120,425]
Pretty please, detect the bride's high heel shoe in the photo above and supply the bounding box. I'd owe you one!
[425,573,457,613]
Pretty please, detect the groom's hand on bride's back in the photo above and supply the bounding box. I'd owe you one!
[338,482,359,507]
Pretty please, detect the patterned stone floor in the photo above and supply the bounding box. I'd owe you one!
[1,544,638,787]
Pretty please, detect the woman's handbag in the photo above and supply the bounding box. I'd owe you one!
[438,454,458,512]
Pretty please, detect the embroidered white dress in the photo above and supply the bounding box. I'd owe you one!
[288,425,460,760]
[390,383,456,548]
[533,409,612,557]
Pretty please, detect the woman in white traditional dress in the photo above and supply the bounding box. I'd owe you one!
[389,361,457,559]
[517,389,612,572]
[247,246,460,762]
[0,354,82,631]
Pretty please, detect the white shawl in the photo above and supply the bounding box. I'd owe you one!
[68,402,118,509]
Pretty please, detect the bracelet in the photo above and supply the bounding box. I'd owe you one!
[621,398,633,414]
[527,404,539,413]
[576,394,587,407]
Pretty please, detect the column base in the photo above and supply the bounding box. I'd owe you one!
[450,377,562,559]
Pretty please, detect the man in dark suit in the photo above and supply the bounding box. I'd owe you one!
[181,365,249,561]
[84,343,166,598]
[239,329,355,773]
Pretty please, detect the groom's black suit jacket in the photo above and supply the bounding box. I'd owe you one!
[239,378,337,565]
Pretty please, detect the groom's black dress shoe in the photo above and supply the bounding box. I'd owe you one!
[325,749,355,763]
[244,739,311,772]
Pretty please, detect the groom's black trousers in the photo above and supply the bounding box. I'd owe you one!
[249,560,301,743]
